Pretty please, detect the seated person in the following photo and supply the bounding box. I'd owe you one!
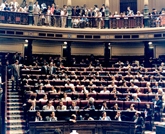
[88,81,96,87]
[46,111,57,121]
[56,101,67,110]
[83,100,95,110]
[83,113,94,120]
[61,92,72,101]
[156,88,164,95]
[42,100,55,111]
[127,104,136,111]
[89,87,97,94]
[39,94,48,102]
[114,111,122,121]
[81,87,89,94]
[65,80,74,87]
[85,93,95,102]
[99,111,111,121]
[49,86,57,93]
[135,88,142,94]
[130,82,138,88]
[36,85,45,93]
[108,82,117,88]
[131,94,141,102]
[68,114,77,123]
[69,101,79,110]
[147,87,153,94]
[100,87,110,93]
[130,76,139,83]
[100,101,109,110]
[111,103,120,110]
[35,111,43,121]
[28,95,38,110]
[111,88,120,94]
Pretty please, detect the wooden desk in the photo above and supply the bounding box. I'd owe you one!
[156,125,165,134]
[29,120,136,134]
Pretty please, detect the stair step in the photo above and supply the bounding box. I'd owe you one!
[7,92,19,95]
[6,130,26,134]
[7,99,21,102]
[6,125,26,130]
[7,120,26,125]
[7,110,24,115]
[7,107,22,111]
[7,102,22,106]
[7,115,24,120]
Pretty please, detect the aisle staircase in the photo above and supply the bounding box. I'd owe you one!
[6,80,26,134]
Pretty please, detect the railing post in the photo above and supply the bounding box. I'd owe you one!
[143,0,149,27]
[28,0,34,25]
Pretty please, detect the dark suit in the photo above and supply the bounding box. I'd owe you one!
[132,116,144,133]
[84,104,95,110]
[48,66,56,75]
[11,64,20,90]
[41,65,48,74]
[153,99,162,121]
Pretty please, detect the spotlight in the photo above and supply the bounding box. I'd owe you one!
[64,42,67,45]
[148,42,152,45]
[25,40,28,43]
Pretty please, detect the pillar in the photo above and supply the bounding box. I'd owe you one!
[24,40,33,65]
[143,0,149,27]
[104,0,110,29]
[104,42,110,67]
[66,42,71,66]
[144,41,150,67]
[67,0,72,28]
[28,0,34,25]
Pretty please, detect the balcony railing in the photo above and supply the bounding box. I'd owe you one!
[0,11,164,29]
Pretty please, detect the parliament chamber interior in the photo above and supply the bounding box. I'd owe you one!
[1,0,165,134]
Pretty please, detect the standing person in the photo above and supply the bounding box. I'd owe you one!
[61,5,67,28]
[11,60,20,91]
[46,6,51,26]
[33,1,40,26]
[127,6,134,16]
[54,5,61,27]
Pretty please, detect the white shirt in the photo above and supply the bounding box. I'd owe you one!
[100,90,110,94]
[42,105,55,111]
[33,4,40,13]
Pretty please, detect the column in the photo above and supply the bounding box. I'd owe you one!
[66,42,71,66]
[144,41,150,67]
[104,42,110,67]
[67,0,72,28]
[143,0,149,27]
[28,0,34,25]
[24,40,33,65]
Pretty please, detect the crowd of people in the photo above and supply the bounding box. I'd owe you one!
[1,0,165,28]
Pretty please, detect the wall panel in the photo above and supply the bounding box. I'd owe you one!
[71,43,104,56]
[111,43,144,56]
[0,38,24,53]
[32,41,62,55]
[155,43,165,58]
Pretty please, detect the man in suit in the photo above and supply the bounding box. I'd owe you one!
[83,100,95,110]
[49,62,56,75]
[144,104,153,130]
[11,60,20,91]
[41,62,49,74]
[56,101,67,110]
[132,111,144,134]
[69,101,79,110]
[46,111,57,121]
[153,95,162,121]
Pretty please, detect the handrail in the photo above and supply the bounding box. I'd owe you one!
[4,66,7,134]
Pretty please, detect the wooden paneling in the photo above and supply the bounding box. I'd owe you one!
[155,43,165,58]
[32,40,62,55]
[71,43,104,56]
[111,43,144,56]
[0,38,24,53]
